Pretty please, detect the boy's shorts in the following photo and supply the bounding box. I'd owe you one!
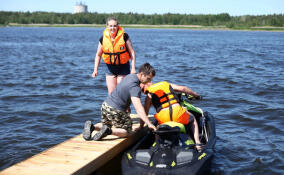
[155,105,194,125]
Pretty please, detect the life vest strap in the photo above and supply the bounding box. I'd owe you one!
[154,93,173,121]
[159,93,177,104]
[104,51,127,65]
[158,92,180,121]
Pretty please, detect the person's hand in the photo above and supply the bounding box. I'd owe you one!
[185,93,202,100]
[92,71,98,78]
[195,95,202,100]
[147,123,157,131]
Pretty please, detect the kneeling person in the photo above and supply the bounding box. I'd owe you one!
[83,63,156,141]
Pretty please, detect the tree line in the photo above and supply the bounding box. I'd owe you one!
[0,11,283,28]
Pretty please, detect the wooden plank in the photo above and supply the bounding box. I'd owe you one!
[0,114,153,175]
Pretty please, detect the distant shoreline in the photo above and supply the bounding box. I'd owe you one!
[3,23,284,32]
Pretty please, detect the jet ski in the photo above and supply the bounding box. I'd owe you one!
[121,93,216,175]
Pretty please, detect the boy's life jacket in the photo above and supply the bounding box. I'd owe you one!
[146,81,180,121]
[102,26,130,65]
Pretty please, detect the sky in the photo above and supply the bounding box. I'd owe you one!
[1,0,284,16]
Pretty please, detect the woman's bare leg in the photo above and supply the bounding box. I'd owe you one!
[106,75,117,94]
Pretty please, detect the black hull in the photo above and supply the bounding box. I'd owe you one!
[122,150,214,175]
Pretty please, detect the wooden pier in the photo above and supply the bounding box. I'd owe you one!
[0,115,153,175]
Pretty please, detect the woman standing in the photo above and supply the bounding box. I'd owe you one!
[92,17,136,94]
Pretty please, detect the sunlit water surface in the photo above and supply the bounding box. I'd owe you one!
[0,27,283,174]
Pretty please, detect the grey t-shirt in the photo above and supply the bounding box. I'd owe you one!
[105,74,141,111]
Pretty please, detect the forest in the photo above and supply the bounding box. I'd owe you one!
[1,11,283,28]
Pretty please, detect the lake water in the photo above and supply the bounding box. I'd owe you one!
[0,27,283,175]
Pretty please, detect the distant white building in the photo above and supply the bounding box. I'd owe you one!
[74,2,88,13]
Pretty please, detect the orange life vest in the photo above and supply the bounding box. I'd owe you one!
[102,26,130,65]
[146,81,180,121]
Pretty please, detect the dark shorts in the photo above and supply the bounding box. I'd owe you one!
[106,62,130,76]
[101,102,132,132]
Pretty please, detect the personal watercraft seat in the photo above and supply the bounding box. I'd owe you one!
[155,123,181,148]
[162,121,186,133]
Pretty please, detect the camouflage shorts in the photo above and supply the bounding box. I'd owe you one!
[101,102,132,132]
